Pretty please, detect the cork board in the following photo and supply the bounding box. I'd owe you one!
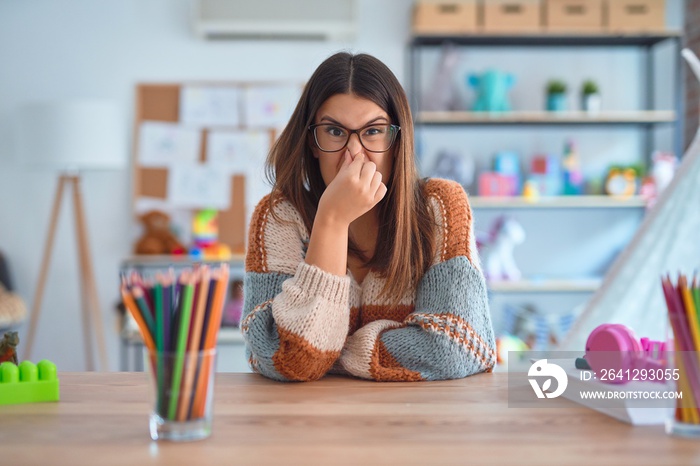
[132,83,277,254]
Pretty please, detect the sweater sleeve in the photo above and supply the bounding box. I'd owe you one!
[338,179,496,381]
[241,195,352,382]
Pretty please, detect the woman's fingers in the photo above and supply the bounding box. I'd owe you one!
[370,170,382,192]
[347,151,365,176]
[373,182,388,205]
[341,149,352,168]
[359,159,377,184]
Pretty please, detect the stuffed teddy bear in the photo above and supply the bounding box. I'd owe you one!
[134,210,186,255]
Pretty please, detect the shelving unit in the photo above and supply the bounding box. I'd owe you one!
[409,31,684,159]
[412,31,683,47]
[408,31,683,338]
[470,195,647,209]
[487,278,601,293]
[417,110,676,126]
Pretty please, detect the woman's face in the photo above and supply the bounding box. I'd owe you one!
[310,93,394,188]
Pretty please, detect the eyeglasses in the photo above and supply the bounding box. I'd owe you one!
[308,123,401,153]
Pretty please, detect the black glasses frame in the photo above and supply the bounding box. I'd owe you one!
[308,123,401,153]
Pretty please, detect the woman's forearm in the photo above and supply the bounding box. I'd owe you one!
[304,208,349,276]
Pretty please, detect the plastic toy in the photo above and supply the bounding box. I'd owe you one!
[134,210,186,255]
[422,44,462,112]
[190,209,232,260]
[0,360,60,405]
[502,303,576,351]
[650,151,677,193]
[493,151,521,195]
[468,69,515,113]
[495,334,529,365]
[0,331,19,364]
[642,151,678,207]
[480,216,525,281]
[478,172,515,197]
[605,167,638,197]
[584,323,666,385]
[530,154,562,196]
[430,150,475,189]
[561,139,584,195]
[522,179,540,200]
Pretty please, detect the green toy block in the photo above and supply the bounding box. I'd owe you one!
[0,360,60,405]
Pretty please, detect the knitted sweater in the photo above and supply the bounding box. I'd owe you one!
[242,178,496,382]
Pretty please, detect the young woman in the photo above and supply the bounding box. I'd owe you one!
[242,52,495,382]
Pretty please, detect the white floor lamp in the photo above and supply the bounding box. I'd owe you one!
[16,101,126,371]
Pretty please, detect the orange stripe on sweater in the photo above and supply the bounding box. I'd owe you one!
[369,330,423,382]
[424,179,474,266]
[245,194,271,273]
[360,304,414,328]
[273,327,341,382]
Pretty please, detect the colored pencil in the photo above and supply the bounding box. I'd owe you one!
[120,285,155,351]
[154,278,165,415]
[167,273,195,420]
[178,267,211,421]
[162,275,171,352]
[662,274,700,424]
[192,265,229,417]
[131,287,155,337]
[680,278,700,364]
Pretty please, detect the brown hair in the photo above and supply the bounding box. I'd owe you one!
[265,52,435,302]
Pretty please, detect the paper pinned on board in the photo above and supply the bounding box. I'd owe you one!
[206,130,271,173]
[180,86,241,127]
[138,121,202,167]
[243,85,301,128]
[168,163,231,210]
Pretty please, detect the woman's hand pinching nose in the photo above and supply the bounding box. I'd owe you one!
[318,150,387,225]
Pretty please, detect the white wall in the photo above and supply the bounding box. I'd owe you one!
[0,0,685,370]
[0,0,410,371]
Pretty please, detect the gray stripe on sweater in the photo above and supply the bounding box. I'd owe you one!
[380,256,496,380]
[243,271,294,382]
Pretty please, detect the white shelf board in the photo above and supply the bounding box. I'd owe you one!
[488,278,602,293]
[470,195,647,209]
[417,110,676,125]
[121,254,246,268]
[121,326,244,345]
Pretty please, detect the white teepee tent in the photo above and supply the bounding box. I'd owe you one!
[558,49,700,351]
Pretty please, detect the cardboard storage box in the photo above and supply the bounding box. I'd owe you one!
[413,1,479,34]
[607,0,665,32]
[545,0,603,32]
[482,0,542,33]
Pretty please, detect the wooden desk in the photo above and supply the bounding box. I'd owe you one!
[2,373,697,465]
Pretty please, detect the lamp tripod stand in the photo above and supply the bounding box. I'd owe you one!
[24,173,108,371]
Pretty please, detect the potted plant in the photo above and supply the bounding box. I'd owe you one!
[581,79,601,114]
[546,80,567,112]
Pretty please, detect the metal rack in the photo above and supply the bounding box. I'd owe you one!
[408,31,684,164]
[407,31,684,298]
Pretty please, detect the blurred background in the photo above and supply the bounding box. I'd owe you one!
[0,0,693,371]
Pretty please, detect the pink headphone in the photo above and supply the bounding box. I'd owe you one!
[585,324,666,384]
